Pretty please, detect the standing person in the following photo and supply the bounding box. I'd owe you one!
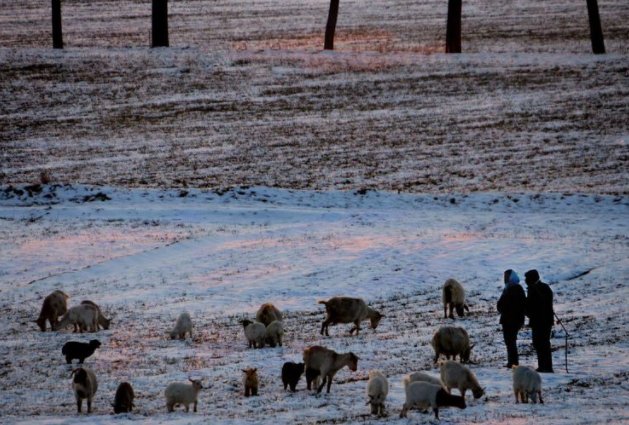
[524,269,554,373]
[497,269,526,368]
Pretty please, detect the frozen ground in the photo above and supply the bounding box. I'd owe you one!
[0,184,627,424]
[1,0,628,193]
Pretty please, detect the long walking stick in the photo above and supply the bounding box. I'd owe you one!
[554,313,569,373]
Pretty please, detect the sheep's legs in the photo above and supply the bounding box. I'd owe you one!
[349,321,361,335]
[433,407,440,419]
[316,376,327,393]
[87,398,92,413]
[193,401,197,412]
[320,320,331,336]
[539,391,544,404]
[76,397,82,413]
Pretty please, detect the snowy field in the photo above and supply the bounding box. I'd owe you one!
[0,185,627,424]
[1,0,629,424]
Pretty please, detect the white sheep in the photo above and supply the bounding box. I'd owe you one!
[440,360,485,400]
[256,303,283,326]
[241,319,266,348]
[265,320,284,347]
[170,312,193,340]
[400,381,466,420]
[165,379,203,412]
[403,371,444,389]
[442,278,469,319]
[512,366,544,404]
[366,370,388,416]
[54,304,99,333]
[81,300,111,330]
[71,367,98,413]
[431,326,474,363]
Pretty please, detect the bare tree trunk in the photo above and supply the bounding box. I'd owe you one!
[52,0,63,49]
[152,0,169,47]
[445,0,462,53]
[324,0,340,50]
[586,0,605,54]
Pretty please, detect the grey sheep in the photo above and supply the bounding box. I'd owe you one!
[512,365,544,404]
[440,360,485,400]
[265,320,284,347]
[242,319,266,348]
[170,312,192,340]
[431,326,474,363]
[81,300,111,330]
[366,370,388,417]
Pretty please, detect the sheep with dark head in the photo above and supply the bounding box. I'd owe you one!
[400,381,466,420]
[62,339,101,364]
[71,367,98,413]
[318,297,383,336]
[303,345,358,393]
[241,319,266,348]
[36,290,69,331]
[442,278,469,319]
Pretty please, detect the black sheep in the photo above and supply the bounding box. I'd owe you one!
[62,339,101,364]
[112,382,135,413]
[281,362,305,391]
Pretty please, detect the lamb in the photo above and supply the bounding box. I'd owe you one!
[442,278,469,319]
[281,362,304,392]
[62,339,101,364]
[440,360,485,400]
[54,304,99,333]
[366,370,388,417]
[36,290,69,331]
[403,371,444,389]
[265,320,284,347]
[303,345,358,393]
[318,297,384,336]
[431,326,474,363]
[112,382,135,413]
[71,367,98,413]
[256,303,283,326]
[165,378,203,412]
[400,381,466,420]
[170,312,193,340]
[512,366,544,404]
[80,300,111,330]
[241,319,266,348]
[242,368,259,397]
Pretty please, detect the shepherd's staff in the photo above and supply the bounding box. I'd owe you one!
[554,312,569,373]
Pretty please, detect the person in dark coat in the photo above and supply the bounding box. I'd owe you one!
[497,269,526,368]
[524,269,554,373]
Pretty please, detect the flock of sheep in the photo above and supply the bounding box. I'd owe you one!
[35,278,544,419]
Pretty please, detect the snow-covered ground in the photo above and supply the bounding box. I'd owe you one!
[0,185,627,424]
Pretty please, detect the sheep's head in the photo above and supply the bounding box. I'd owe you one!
[455,304,465,317]
[89,339,101,348]
[472,386,485,399]
[71,368,88,385]
[189,378,203,391]
[241,319,253,329]
[462,344,474,363]
[242,368,258,378]
[35,317,46,332]
[369,311,384,330]
[348,353,359,371]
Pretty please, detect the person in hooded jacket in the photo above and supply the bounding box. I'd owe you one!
[525,269,554,373]
[497,269,526,368]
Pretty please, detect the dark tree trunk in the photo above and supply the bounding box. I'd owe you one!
[52,0,63,49]
[324,0,340,50]
[445,0,462,53]
[152,0,169,47]
[586,0,605,54]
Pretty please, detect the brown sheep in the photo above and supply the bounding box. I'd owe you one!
[256,303,283,326]
[303,345,358,393]
[242,368,259,397]
[442,278,469,319]
[36,290,69,331]
[318,297,383,336]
